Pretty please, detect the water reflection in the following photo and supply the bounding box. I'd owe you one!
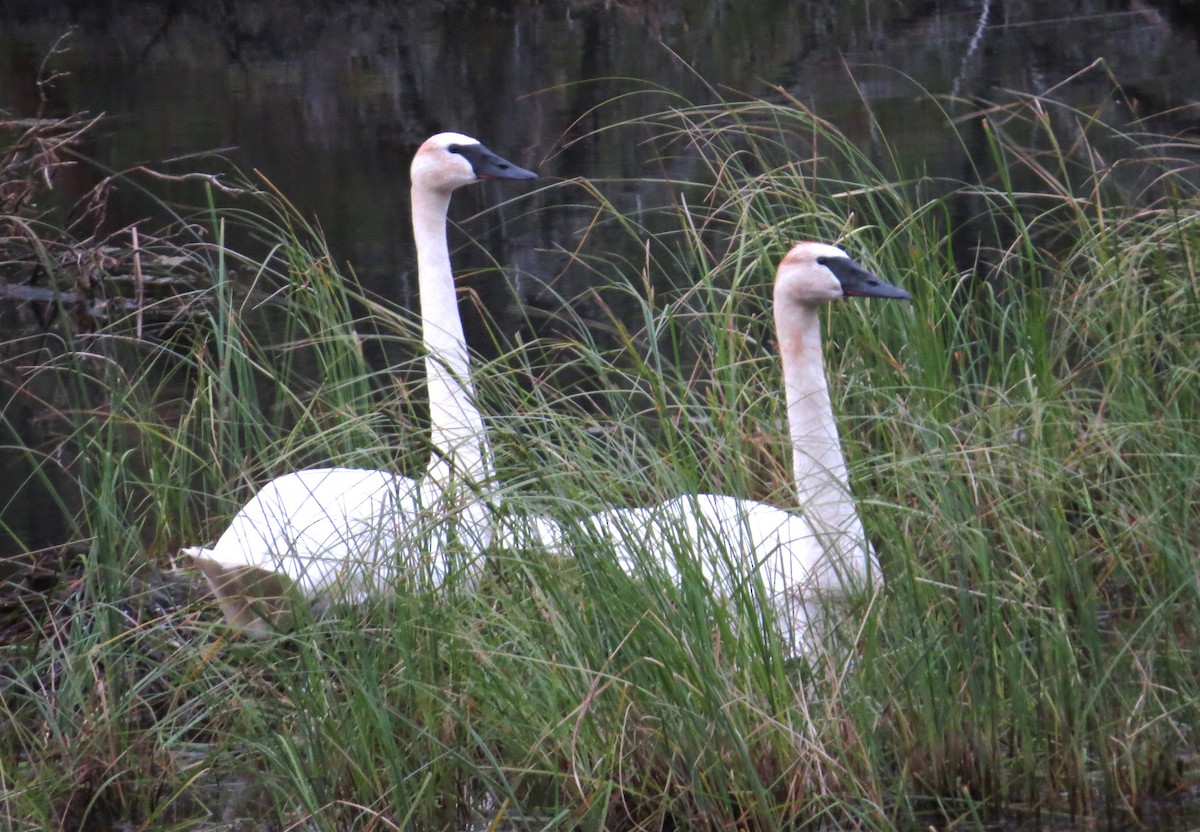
[2,3,1198,297]
[0,0,1198,554]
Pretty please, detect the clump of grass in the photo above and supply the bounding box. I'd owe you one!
[2,69,1199,830]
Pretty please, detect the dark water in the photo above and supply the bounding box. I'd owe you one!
[1,0,1199,555]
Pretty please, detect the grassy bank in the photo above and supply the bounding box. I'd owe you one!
[1,78,1198,830]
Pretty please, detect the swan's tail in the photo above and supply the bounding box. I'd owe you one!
[185,547,295,638]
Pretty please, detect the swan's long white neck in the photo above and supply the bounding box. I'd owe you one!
[774,293,869,572]
[411,182,494,490]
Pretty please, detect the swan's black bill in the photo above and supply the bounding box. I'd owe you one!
[818,256,911,300]
[450,142,538,181]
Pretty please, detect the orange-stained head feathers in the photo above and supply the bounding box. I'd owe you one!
[775,241,910,304]
[410,132,536,193]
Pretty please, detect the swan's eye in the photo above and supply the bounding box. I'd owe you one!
[447,144,463,154]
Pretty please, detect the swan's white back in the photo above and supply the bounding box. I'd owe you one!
[587,496,819,651]
[541,494,870,655]
[193,469,490,598]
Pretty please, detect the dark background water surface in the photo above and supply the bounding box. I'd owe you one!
[1,0,1198,554]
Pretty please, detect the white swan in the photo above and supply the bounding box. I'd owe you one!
[543,242,909,654]
[186,133,537,634]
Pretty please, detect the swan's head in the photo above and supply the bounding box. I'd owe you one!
[775,241,910,305]
[411,132,537,193]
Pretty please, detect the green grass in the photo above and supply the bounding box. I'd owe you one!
[2,76,1198,830]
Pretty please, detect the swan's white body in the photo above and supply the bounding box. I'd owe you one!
[186,133,536,633]
[583,495,831,650]
[190,470,490,612]
[539,243,908,654]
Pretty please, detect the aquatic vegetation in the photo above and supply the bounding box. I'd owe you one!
[1,74,1198,830]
